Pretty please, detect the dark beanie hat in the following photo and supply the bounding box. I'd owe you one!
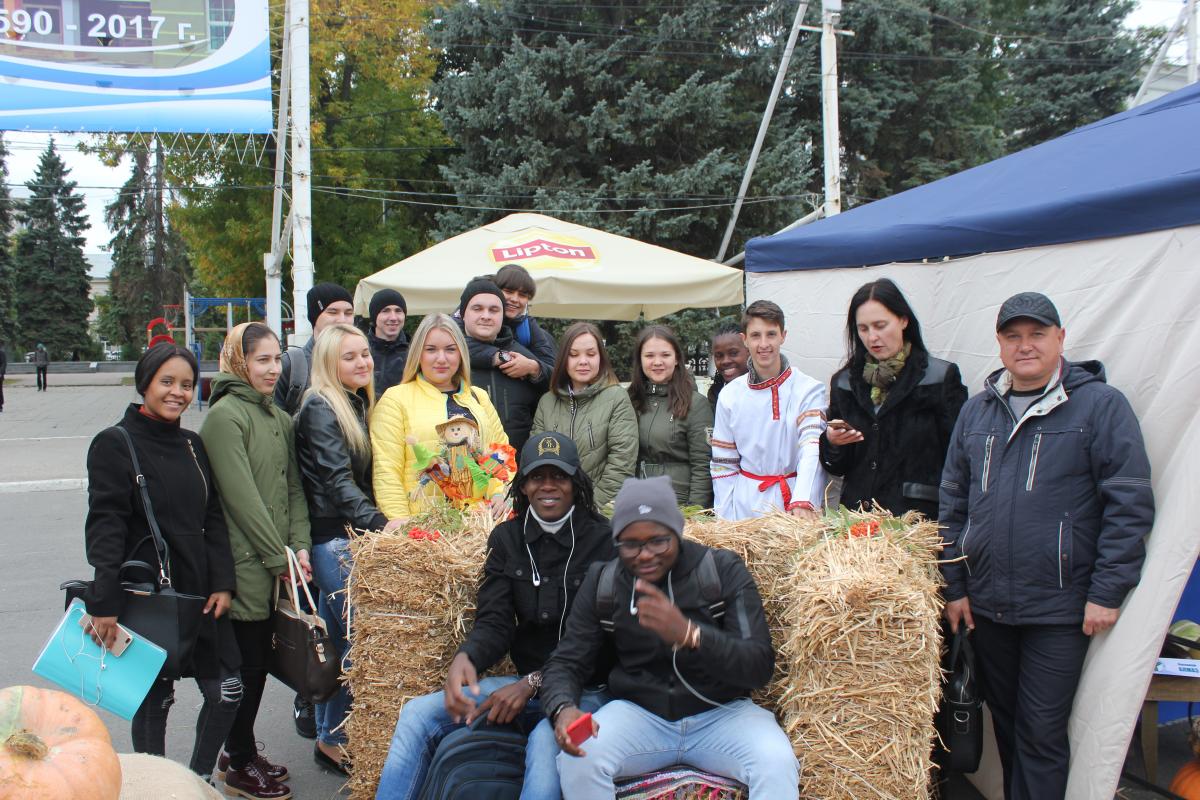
[459,278,505,317]
[369,289,407,322]
[307,283,353,326]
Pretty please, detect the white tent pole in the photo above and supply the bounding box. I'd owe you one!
[715,0,810,264]
[722,207,823,267]
[820,0,843,217]
[1188,0,1198,85]
[289,0,314,345]
[1134,2,1189,106]
[264,0,292,338]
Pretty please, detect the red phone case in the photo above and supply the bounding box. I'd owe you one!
[566,712,593,746]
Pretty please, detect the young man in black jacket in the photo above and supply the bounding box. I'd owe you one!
[542,476,799,799]
[375,432,613,800]
[366,288,409,396]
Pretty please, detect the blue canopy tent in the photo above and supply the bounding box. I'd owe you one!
[743,84,1200,800]
[746,81,1200,272]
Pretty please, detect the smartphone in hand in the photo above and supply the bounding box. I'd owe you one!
[567,712,594,747]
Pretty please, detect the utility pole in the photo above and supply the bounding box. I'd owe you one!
[289,0,314,345]
[153,138,166,309]
[715,0,810,264]
[1135,1,1192,105]
[263,0,292,338]
[820,0,843,217]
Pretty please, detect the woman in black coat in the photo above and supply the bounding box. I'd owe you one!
[83,344,240,779]
[820,279,967,519]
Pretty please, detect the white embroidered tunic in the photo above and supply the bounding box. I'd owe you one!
[710,364,828,520]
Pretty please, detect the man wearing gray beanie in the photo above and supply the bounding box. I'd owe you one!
[540,476,799,798]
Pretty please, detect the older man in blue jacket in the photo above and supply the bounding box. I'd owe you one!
[940,292,1154,800]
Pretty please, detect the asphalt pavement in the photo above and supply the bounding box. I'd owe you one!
[0,376,1187,799]
[0,380,347,798]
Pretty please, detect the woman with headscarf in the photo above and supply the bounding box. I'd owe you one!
[200,321,312,800]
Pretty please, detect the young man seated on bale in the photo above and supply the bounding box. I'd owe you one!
[375,432,614,800]
[541,475,799,799]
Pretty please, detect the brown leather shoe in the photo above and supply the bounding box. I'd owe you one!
[216,750,289,783]
[223,761,293,800]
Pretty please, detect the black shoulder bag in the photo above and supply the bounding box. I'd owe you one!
[933,626,984,774]
[62,426,208,679]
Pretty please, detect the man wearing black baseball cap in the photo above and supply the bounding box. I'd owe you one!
[376,432,613,800]
[940,292,1154,799]
[366,288,409,395]
[542,476,798,798]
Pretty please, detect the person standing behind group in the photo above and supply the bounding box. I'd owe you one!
[820,279,967,519]
[84,344,239,782]
[706,322,749,409]
[532,322,637,507]
[294,323,400,775]
[628,325,713,508]
[458,278,547,453]
[367,289,410,396]
[275,283,355,414]
[493,263,558,375]
[372,313,511,520]
[34,342,49,391]
[200,322,312,800]
[941,292,1154,800]
[710,301,827,520]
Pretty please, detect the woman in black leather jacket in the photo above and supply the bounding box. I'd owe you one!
[820,279,967,519]
[294,323,400,773]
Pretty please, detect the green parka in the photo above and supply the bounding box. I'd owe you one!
[532,381,637,507]
[634,383,714,508]
[199,373,311,621]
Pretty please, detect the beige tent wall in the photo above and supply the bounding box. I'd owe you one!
[747,223,1200,799]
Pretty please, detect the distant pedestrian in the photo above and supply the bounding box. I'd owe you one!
[34,342,49,391]
[0,341,7,411]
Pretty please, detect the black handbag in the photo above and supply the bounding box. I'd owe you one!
[934,626,984,774]
[61,426,208,679]
[268,547,340,703]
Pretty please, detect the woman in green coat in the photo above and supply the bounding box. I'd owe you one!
[627,325,714,508]
[200,321,311,799]
[531,322,637,506]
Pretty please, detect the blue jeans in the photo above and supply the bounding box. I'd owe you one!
[312,537,352,747]
[376,676,608,800]
[556,698,799,800]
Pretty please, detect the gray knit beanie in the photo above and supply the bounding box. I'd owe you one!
[610,476,684,542]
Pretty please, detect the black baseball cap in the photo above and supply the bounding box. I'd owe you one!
[519,432,580,477]
[996,292,1062,331]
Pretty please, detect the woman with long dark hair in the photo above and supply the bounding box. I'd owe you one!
[200,321,312,799]
[628,325,713,507]
[820,278,967,518]
[532,322,637,507]
[83,343,240,782]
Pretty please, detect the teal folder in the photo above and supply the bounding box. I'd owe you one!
[32,598,167,720]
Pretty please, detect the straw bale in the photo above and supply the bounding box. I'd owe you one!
[346,506,944,800]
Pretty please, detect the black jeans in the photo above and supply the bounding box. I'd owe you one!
[225,617,274,770]
[972,616,1091,800]
[35,366,47,390]
[131,671,243,776]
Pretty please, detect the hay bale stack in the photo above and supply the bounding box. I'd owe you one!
[344,507,497,799]
[346,508,944,800]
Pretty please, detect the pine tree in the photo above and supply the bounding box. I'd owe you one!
[13,141,92,357]
[100,149,187,347]
[0,136,16,353]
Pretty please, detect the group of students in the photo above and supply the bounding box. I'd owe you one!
[77,265,1153,800]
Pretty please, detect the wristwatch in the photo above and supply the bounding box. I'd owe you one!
[525,670,544,695]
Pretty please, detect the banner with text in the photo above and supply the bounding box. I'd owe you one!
[0,0,271,133]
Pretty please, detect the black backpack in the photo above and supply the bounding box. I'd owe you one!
[280,346,309,415]
[595,550,725,631]
[416,717,527,800]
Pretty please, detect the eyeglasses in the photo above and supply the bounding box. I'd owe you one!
[616,535,674,558]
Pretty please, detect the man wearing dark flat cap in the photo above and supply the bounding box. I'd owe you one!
[940,292,1154,799]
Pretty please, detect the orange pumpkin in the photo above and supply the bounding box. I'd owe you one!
[1170,718,1200,799]
[0,685,121,800]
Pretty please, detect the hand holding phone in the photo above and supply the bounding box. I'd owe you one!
[825,419,864,445]
[79,614,133,656]
[556,706,599,757]
[567,712,594,747]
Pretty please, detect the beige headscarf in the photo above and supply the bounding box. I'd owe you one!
[219,322,255,385]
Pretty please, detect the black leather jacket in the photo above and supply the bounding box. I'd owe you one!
[294,389,387,542]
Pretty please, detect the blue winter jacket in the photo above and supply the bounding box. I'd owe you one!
[939,359,1154,625]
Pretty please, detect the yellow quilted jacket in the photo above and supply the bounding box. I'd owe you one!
[371,375,511,519]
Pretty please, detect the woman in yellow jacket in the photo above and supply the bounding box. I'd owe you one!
[372,313,511,520]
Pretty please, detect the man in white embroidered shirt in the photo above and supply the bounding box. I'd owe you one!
[710,300,827,520]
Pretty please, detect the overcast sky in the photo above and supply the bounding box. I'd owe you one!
[2,0,1192,259]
